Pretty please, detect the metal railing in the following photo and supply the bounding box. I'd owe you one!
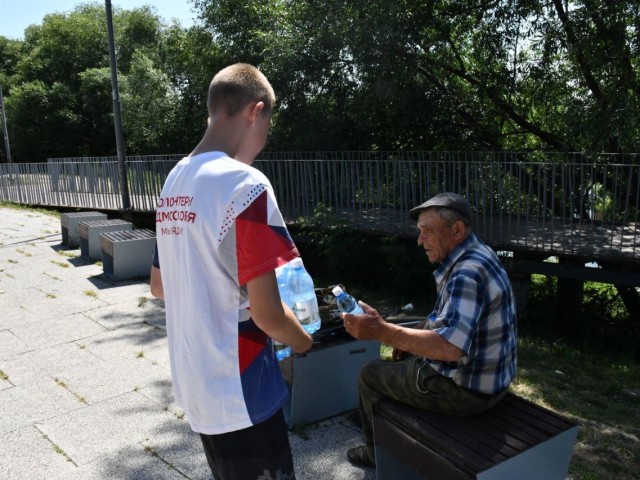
[0,151,638,263]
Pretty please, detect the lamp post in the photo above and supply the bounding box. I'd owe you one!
[0,59,12,164]
[105,0,131,210]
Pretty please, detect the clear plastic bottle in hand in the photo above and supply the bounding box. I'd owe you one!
[273,261,295,361]
[332,286,364,314]
[287,258,321,333]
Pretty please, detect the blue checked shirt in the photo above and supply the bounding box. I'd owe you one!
[424,233,517,395]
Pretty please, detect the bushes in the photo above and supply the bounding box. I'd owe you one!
[524,274,638,360]
[290,209,436,313]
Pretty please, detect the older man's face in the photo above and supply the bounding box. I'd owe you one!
[416,209,460,264]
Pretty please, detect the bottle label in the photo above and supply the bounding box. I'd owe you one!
[292,302,312,324]
[292,299,319,325]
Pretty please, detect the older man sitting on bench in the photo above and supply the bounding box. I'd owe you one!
[342,192,518,469]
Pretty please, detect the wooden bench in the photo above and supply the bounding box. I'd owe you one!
[77,219,133,260]
[60,211,107,248]
[372,393,578,480]
[99,228,156,281]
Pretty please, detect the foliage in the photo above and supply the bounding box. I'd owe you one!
[121,51,179,154]
[191,0,640,154]
[523,274,638,359]
[0,3,223,162]
[7,80,83,160]
[2,1,640,161]
[292,203,436,312]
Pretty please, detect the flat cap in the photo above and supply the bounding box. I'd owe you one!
[409,192,472,221]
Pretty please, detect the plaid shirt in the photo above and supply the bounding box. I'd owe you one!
[424,233,517,395]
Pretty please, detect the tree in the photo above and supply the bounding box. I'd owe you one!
[1,3,195,161]
[6,81,82,161]
[193,0,640,153]
[121,51,180,154]
[157,24,228,153]
[78,67,117,156]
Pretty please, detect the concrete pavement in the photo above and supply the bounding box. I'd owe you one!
[0,206,375,480]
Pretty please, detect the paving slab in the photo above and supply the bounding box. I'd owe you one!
[0,330,30,359]
[0,304,42,330]
[53,354,169,405]
[291,415,376,480]
[139,416,212,480]
[82,322,171,369]
[62,446,190,480]
[10,313,107,350]
[137,379,185,419]
[0,342,104,386]
[0,426,78,480]
[0,378,82,434]
[83,299,166,331]
[35,391,175,467]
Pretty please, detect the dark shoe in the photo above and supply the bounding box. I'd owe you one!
[347,445,376,469]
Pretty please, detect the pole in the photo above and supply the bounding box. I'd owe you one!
[0,84,11,164]
[105,0,131,210]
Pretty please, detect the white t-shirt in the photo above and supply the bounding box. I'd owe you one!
[155,151,299,434]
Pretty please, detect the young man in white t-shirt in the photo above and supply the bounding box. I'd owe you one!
[150,63,313,479]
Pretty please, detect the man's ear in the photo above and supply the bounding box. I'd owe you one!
[248,101,265,123]
[453,219,466,238]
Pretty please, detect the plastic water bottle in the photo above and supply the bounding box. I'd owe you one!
[332,286,364,314]
[274,340,292,361]
[273,261,295,361]
[275,261,293,306]
[287,258,321,334]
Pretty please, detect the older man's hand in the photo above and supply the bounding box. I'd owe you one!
[341,301,386,341]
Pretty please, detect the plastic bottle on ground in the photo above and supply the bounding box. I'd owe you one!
[332,286,365,314]
[287,257,321,334]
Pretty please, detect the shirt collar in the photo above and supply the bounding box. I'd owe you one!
[433,232,478,284]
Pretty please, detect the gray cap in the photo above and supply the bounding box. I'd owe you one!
[409,192,472,221]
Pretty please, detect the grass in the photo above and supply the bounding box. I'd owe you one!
[0,201,60,218]
[512,338,639,479]
[41,434,73,463]
[50,260,69,268]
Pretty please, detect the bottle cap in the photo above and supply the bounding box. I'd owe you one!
[332,286,344,296]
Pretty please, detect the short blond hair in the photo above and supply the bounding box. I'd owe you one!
[207,63,275,117]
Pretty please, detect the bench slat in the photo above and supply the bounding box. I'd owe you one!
[498,395,573,433]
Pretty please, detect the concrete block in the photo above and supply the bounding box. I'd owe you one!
[77,219,132,260]
[60,212,107,248]
[100,229,155,281]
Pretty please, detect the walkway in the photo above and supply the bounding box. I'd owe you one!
[0,206,374,480]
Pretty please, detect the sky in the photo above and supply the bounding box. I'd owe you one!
[0,0,198,40]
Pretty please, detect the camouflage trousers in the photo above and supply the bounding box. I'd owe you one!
[357,356,507,462]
